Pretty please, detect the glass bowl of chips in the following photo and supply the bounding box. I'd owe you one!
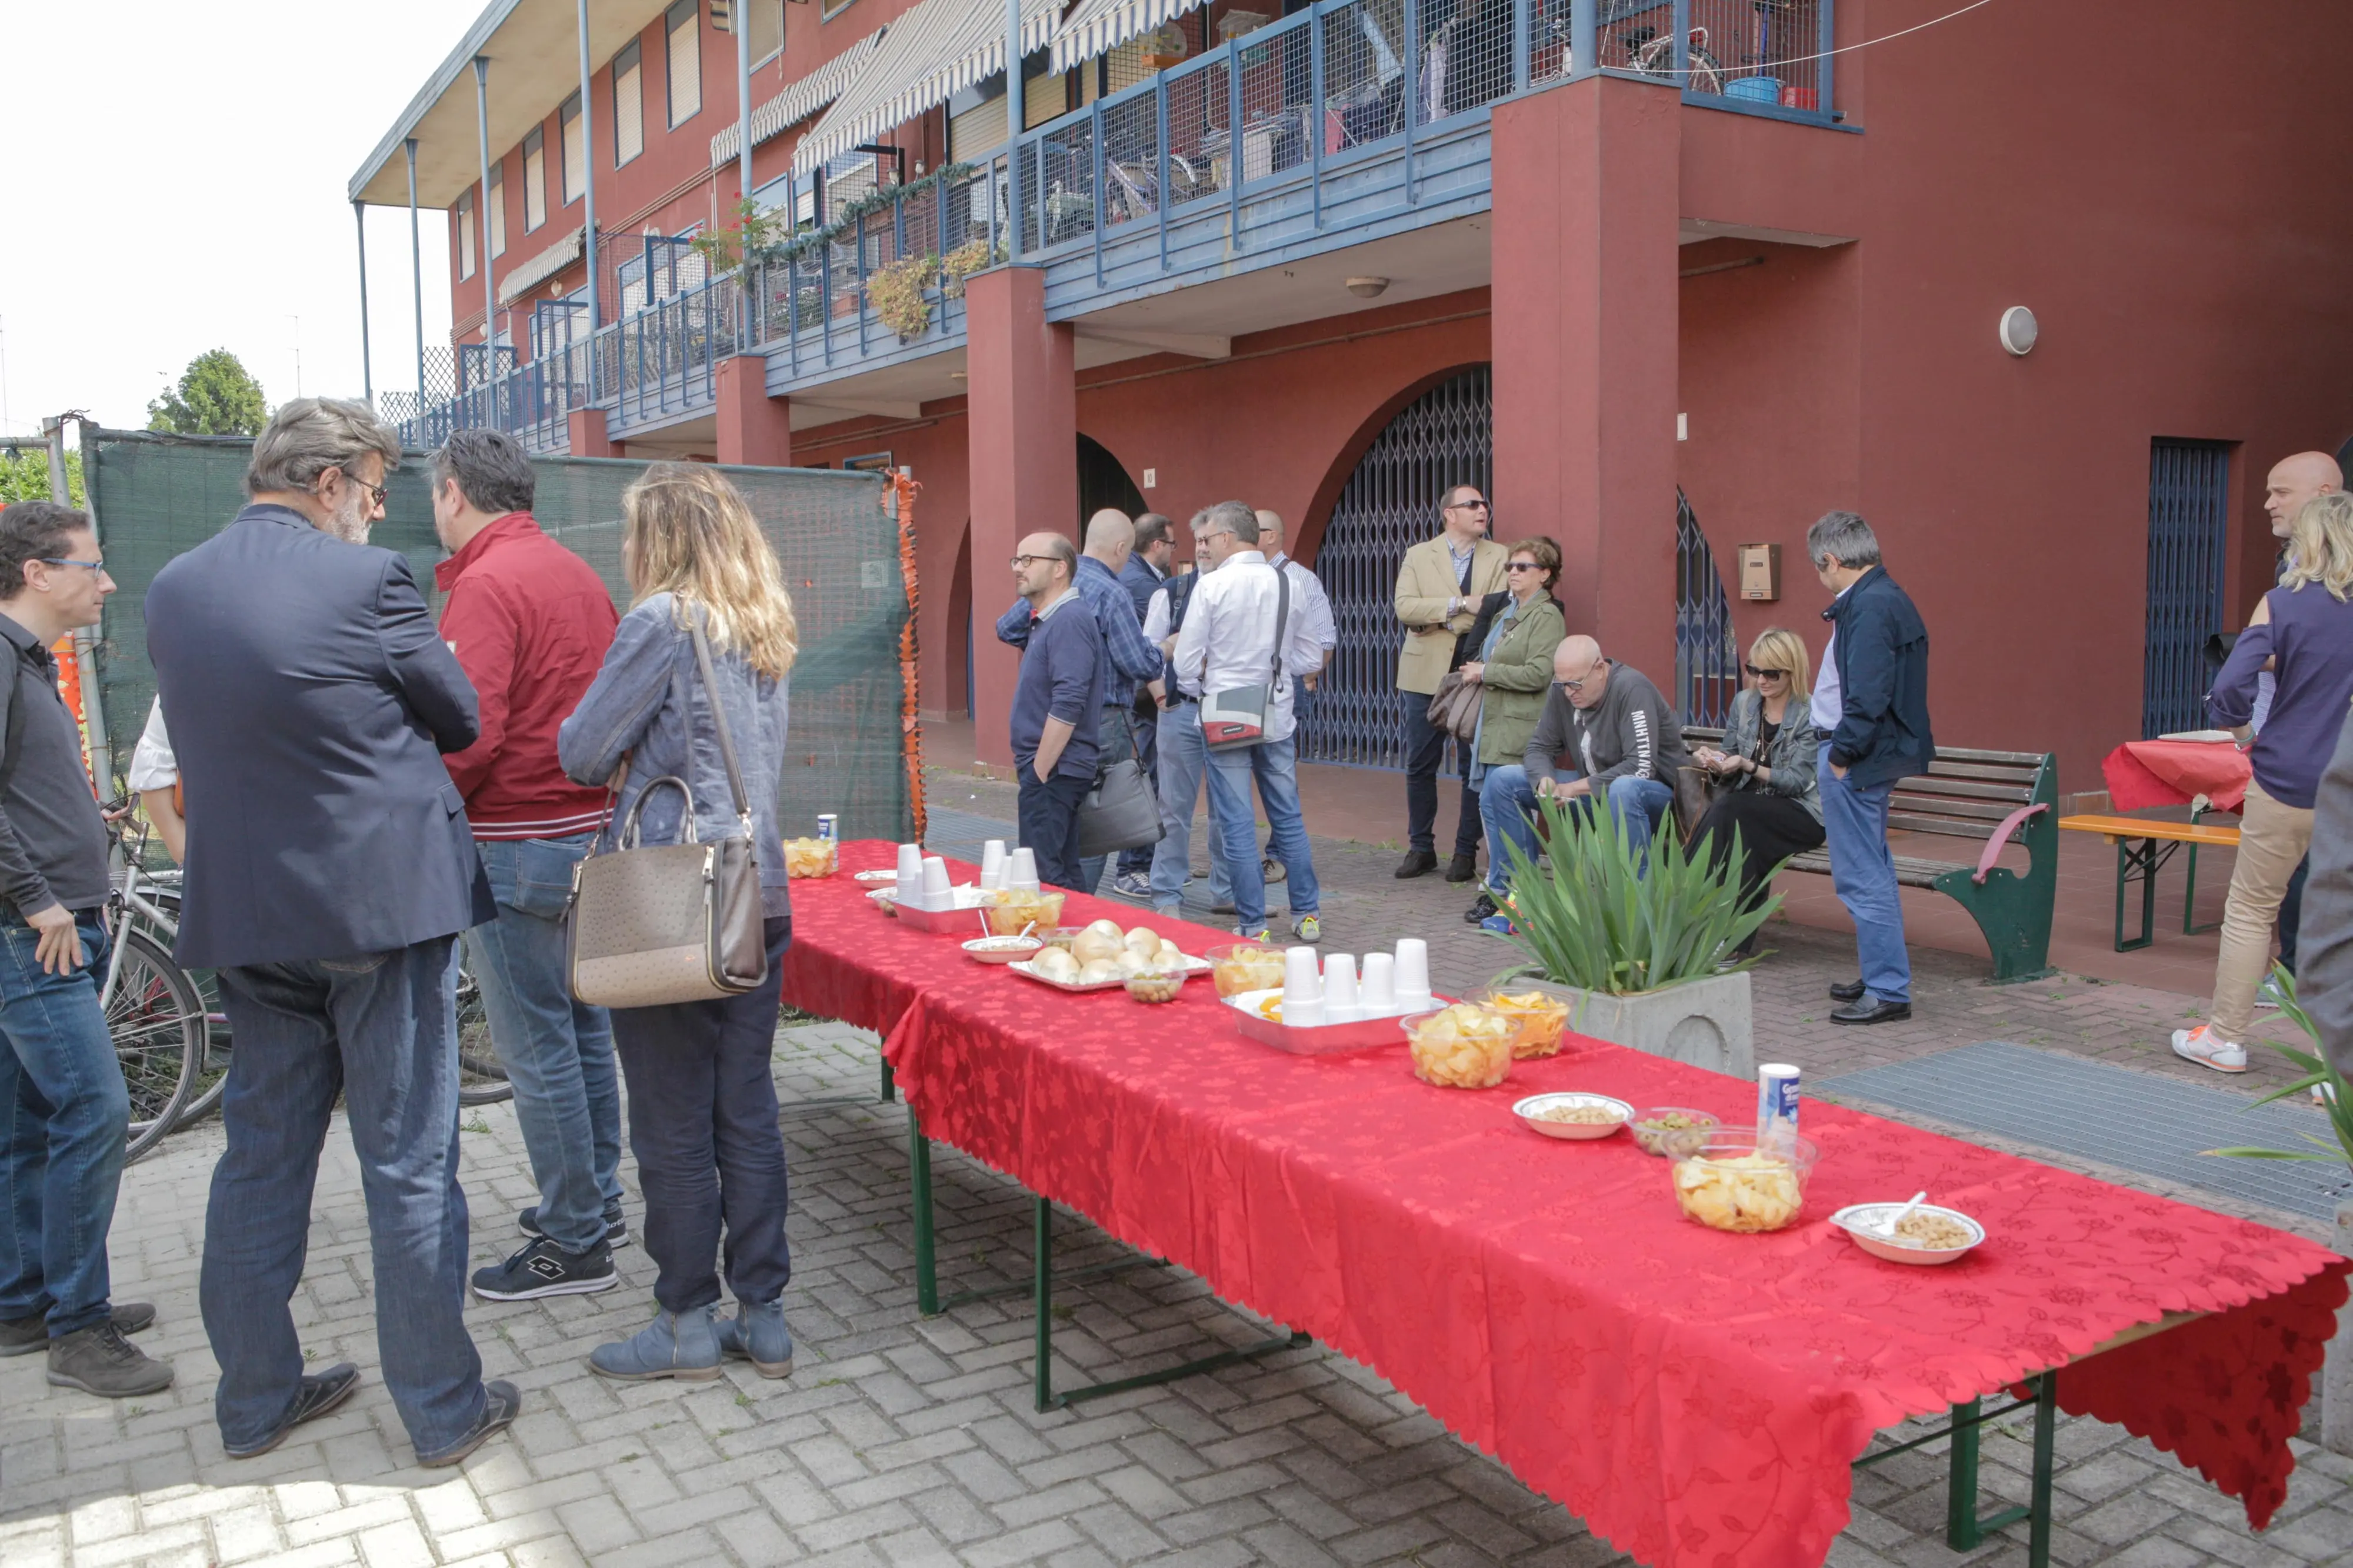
[984,889,1065,936]
[1401,1003,1517,1089]
[782,838,838,878]
[1206,943,1288,999]
[1669,1127,1818,1233]
[1480,989,1574,1059]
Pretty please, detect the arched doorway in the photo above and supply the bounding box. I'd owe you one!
[1304,366,1492,768]
[1078,434,1146,526]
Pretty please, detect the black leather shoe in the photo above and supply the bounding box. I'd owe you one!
[225,1363,361,1458]
[1445,853,1478,884]
[417,1379,522,1468]
[1828,979,1867,1003]
[1830,996,1912,1026]
[1463,893,1498,925]
[1394,850,1438,879]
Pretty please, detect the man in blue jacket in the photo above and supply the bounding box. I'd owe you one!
[1807,511,1933,1025]
[1007,533,1106,890]
[146,399,516,1467]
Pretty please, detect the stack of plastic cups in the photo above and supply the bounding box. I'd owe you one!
[921,857,952,909]
[979,840,1008,891]
[895,843,925,906]
[1282,946,1326,1028]
[1360,952,1398,1017]
[1008,847,1041,892]
[1322,954,1361,1023]
[1394,939,1432,1013]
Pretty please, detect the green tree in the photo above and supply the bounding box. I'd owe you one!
[147,349,268,436]
[0,446,84,506]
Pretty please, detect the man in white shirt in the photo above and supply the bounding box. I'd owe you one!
[1171,502,1326,941]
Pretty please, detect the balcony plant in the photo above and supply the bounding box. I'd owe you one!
[867,253,939,341]
[1488,796,1776,1077]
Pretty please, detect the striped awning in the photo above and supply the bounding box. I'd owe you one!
[792,0,1062,175]
[496,226,584,306]
[710,32,889,167]
[1048,0,1209,73]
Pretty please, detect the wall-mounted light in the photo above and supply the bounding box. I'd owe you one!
[1345,276,1389,298]
[1998,305,2039,357]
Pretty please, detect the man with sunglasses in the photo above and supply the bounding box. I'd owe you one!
[1393,485,1508,880]
[0,500,174,1399]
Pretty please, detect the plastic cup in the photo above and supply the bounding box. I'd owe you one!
[895,843,924,888]
[1360,952,1397,1013]
[1394,939,1431,997]
[1283,946,1322,1003]
[1284,994,1327,1028]
[1323,954,1360,1021]
[1009,846,1039,892]
[921,857,951,906]
[980,840,1007,888]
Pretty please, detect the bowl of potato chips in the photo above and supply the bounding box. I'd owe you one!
[1207,943,1289,999]
[1669,1128,1818,1233]
[984,889,1065,936]
[1481,989,1574,1059]
[1401,1003,1517,1089]
[782,838,838,878]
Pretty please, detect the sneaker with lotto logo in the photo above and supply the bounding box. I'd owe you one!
[2171,1025,2247,1074]
[471,1236,618,1302]
[1291,914,1321,943]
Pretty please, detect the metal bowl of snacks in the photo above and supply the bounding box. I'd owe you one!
[1629,1106,1721,1158]
[1205,942,1288,999]
[1512,1092,1631,1140]
[1669,1127,1819,1233]
[1830,1203,1985,1265]
[1401,1003,1517,1089]
[962,935,1044,965]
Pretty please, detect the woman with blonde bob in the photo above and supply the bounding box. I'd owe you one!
[1688,626,1825,955]
[2176,491,2353,1075]
[559,463,801,1381]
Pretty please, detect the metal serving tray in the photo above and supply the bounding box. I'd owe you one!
[1222,989,1446,1055]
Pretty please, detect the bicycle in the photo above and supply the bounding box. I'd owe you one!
[1622,22,1727,94]
[96,812,202,1163]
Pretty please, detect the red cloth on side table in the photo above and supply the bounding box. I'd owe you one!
[2102,740,2252,814]
[785,843,2347,1568]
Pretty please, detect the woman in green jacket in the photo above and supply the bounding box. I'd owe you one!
[1458,538,1568,920]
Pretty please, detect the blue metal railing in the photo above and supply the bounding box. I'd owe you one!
[404,0,1833,445]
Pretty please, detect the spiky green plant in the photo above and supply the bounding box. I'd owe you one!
[1489,793,1780,995]
[2202,965,2353,1169]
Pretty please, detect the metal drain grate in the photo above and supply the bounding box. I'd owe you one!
[1821,1042,2350,1222]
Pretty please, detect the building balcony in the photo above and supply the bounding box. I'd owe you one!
[396,0,1842,452]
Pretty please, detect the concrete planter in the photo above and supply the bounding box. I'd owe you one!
[1512,969,1755,1081]
[2324,1199,2352,1457]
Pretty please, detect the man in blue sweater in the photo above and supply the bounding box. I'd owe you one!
[1009,534,1105,891]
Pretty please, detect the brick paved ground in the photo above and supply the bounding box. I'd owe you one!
[3,771,2347,1568]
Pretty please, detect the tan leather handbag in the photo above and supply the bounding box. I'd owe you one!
[565,616,768,1008]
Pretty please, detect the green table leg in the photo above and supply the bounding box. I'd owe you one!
[879,1057,896,1103]
[1945,1398,1982,1549]
[1034,1196,1056,1412]
[2028,1371,2059,1568]
[2114,838,2163,952]
[910,1112,938,1315]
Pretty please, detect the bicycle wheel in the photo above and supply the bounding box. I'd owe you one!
[168,980,231,1129]
[455,958,513,1107]
[108,929,204,1164]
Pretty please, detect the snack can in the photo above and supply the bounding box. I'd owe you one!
[816,813,839,843]
[1757,1063,1801,1153]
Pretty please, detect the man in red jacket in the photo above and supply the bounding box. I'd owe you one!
[431,431,625,1302]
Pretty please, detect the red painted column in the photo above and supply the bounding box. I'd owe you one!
[567,406,619,458]
[1491,74,1682,690]
[964,265,1076,769]
[714,354,793,467]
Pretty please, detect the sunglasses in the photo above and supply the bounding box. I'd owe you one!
[1744,665,1788,678]
[1503,561,1545,573]
[1446,499,1490,512]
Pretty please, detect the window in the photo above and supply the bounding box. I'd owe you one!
[522,127,548,232]
[613,41,645,164]
[488,160,506,257]
[666,0,701,125]
[821,0,858,21]
[748,0,783,63]
[560,94,585,204]
[457,189,476,279]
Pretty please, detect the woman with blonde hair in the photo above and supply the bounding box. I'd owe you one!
[1688,626,1825,955]
[2175,491,2353,1074]
[559,463,801,1380]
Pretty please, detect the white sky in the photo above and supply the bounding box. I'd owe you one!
[0,0,489,438]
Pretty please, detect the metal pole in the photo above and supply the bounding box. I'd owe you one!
[1004,0,1024,259]
[1818,0,1835,114]
[735,0,754,216]
[406,138,426,406]
[1511,0,1529,91]
[1571,0,1595,76]
[473,56,499,385]
[354,203,373,403]
[46,416,111,793]
[576,0,602,396]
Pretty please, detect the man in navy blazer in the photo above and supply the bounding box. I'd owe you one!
[145,398,516,1468]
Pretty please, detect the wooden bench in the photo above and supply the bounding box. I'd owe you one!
[1684,729,2059,983]
[2057,813,2242,952]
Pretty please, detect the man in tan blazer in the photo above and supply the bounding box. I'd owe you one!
[1391,485,1508,879]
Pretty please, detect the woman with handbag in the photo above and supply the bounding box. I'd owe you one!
[1688,627,1825,955]
[1457,539,1567,925]
[558,464,800,1382]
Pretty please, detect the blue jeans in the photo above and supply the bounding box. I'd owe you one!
[1205,735,1320,930]
[202,935,488,1460]
[1479,768,1673,893]
[1818,743,1911,1004]
[0,910,127,1337]
[465,835,619,1254]
[1149,702,1234,913]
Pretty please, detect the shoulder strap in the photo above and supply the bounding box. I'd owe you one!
[1268,562,1291,687]
[688,609,755,826]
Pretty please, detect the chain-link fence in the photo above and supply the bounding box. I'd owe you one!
[84,428,918,845]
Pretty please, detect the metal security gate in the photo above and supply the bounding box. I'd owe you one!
[2143,439,2232,738]
[1304,366,1492,768]
[1675,491,1741,726]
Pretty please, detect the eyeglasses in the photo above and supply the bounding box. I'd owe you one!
[1744,665,1788,678]
[1557,665,1604,692]
[37,557,105,573]
[324,469,388,508]
[1009,554,1059,569]
[1503,561,1544,573]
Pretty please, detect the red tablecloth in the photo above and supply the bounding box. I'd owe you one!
[2102,739,2252,813]
[782,843,2348,1568]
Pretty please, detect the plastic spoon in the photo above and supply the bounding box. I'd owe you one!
[1875,1190,1928,1238]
